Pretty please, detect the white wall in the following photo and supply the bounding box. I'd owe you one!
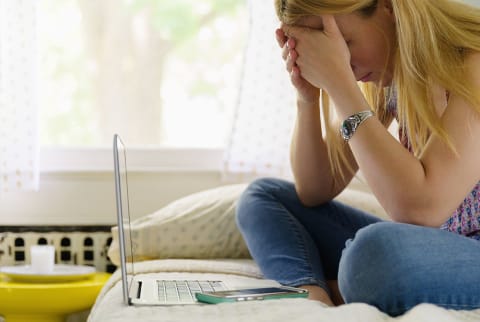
[0,170,227,226]
[0,146,238,226]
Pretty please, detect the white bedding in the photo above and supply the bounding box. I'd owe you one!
[87,259,480,322]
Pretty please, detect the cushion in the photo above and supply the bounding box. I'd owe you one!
[107,181,387,265]
[108,184,250,265]
[336,187,389,220]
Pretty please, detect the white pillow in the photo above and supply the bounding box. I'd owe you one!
[107,181,388,266]
[336,188,389,220]
[108,184,250,265]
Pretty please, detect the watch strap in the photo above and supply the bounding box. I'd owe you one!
[340,110,374,142]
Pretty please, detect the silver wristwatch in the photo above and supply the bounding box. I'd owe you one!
[340,110,374,142]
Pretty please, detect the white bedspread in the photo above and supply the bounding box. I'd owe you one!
[87,259,480,322]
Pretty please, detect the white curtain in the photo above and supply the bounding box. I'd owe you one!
[223,0,296,181]
[0,0,39,192]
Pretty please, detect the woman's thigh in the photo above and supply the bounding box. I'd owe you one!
[339,222,480,316]
[236,177,383,283]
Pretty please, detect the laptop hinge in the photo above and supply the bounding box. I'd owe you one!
[128,280,142,305]
[136,281,143,299]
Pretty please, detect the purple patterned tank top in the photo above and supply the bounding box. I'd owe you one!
[387,92,480,240]
[440,182,480,240]
[398,128,480,239]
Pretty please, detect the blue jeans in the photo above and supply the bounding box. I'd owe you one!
[236,177,480,316]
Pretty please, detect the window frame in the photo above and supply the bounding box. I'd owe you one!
[39,147,225,173]
[0,147,228,226]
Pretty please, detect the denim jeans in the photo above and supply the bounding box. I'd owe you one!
[236,177,480,316]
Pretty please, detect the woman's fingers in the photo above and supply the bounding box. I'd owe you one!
[283,18,338,37]
[277,24,309,90]
[286,48,298,73]
[275,28,286,47]
[281,36,296,61]
[278,24,320,100]
[277,27,290,61]
[321,14,341,37]
[282,24,306,39]
[282,42,289,60]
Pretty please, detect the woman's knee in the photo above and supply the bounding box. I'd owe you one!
[338,222,411,306]
[235,177,290,231]
[338,222,480,315]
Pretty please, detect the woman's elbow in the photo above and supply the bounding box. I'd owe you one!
[387,203,447,228]
[295,185,333,207]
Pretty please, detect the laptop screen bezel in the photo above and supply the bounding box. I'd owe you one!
[113,134,135,305]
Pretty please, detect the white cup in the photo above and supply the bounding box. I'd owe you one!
[30,245,55,274]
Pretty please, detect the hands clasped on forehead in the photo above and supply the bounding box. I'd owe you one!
[277,15,355,93]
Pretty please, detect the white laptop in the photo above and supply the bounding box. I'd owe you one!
[112,134,280,306]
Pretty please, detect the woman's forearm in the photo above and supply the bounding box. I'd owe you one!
[290,99,353,205]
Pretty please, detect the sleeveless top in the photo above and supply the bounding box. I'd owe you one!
[440,182,480,240]
[387,94,480,240]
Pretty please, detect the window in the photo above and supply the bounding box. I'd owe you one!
[38,0,248,150]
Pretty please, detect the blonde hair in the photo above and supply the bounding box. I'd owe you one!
[275,0,480,184]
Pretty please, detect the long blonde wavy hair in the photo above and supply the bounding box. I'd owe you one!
[274,0,480,184]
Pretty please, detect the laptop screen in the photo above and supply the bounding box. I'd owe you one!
[113,134,135,305]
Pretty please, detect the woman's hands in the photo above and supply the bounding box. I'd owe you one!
[281,15,356,100]
[275,27,319,104]
[278,16,363,204]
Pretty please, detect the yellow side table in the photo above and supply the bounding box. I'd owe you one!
[0,272,110,322]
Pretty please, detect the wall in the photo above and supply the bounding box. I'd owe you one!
[0,169,227,226]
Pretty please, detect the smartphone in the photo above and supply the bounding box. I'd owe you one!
[195,286,309,304]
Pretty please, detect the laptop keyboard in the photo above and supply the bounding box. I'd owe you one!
[157,280,226,303]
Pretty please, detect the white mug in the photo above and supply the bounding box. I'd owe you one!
[30,245,55,274]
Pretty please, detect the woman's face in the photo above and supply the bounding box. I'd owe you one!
[297,1,397,87]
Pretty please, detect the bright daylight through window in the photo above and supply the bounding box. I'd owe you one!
[38,0,247,148]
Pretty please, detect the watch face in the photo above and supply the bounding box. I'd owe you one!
[341,120,354,139]
[340,111,373,141]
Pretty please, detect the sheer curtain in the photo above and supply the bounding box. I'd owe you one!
[0,0,39,192]
[223,0,296,181]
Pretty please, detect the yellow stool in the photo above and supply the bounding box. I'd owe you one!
[0,272,110,322]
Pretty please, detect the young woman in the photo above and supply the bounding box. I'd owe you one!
[236,0,480,316]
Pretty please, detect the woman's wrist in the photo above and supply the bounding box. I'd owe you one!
[295,88,320,105]
[296,97,320,110]
[327,80,369,120]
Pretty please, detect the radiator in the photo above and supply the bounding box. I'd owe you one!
[0,226,116,273]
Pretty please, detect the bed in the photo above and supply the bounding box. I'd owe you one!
[87,181,480,322]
